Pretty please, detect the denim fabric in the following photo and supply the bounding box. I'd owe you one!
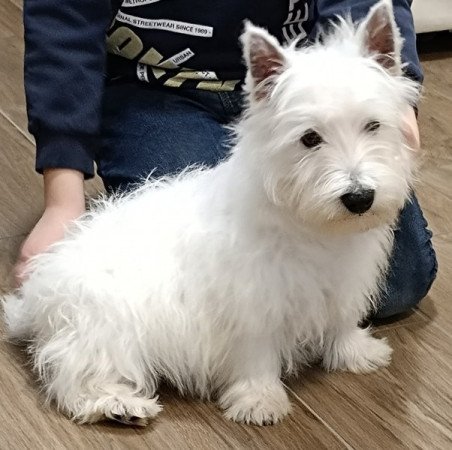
[375,196,437,318]
[98,83,242,189]
[97,82,437,318]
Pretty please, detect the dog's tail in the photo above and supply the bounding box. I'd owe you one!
[2,293,31,342]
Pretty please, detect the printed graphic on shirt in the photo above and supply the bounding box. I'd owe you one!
[122,0,161,7]
[108,27,144,59]
[141,63,240,91]
[282,0,309,44]
[159,48,195,68]
[116,11,213,37]
[107,25,240,91]
[108,30,193,68]
[135,62,240,91]
[137,62,150,82]
[162,72,240,91]
[108,2,310,92]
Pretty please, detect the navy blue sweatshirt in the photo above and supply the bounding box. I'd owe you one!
[24,0,422,178]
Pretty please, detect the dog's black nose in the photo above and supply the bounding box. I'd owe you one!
[341,189,375,214]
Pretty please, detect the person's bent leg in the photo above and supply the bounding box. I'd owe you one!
[98,82,241,192]
[373,195,438,319]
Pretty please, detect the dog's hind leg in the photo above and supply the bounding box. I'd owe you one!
[62,383,162,426]
[34,326,162,426]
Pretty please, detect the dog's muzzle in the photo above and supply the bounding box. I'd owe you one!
[340,189,375,214]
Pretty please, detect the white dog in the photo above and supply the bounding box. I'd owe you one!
[4,0,419,427]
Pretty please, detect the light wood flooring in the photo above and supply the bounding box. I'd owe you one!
[0,1,451,448]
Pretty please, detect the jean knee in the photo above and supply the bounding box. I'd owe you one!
[407,239,438,307]
[373,197,438,319]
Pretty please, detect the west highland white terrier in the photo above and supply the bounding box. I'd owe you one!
[4,0,419,426]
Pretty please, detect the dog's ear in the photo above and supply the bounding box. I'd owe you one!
[241,22,287,100]
[358,0,403,75]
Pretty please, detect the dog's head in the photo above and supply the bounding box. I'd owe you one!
[239,0,420,233]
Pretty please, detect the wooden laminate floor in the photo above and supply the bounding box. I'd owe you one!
[0,2,451,448]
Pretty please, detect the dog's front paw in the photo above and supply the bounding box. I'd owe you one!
[323,327,392,373]
[219,380,291,426]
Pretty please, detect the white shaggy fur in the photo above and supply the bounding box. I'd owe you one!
[3,1,419,426]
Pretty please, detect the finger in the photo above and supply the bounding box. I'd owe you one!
[402,124,420,150]
[13,262,27,288]
[402,108,420,151]
[13,265,23,288]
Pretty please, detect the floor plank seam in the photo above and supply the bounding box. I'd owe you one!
[0,108,33,145]
[0,233,26,241]
[433,231,452,240]
[7,0,22,12]
[375,322,419,332]
[374,307,428,331]
[413,308,452,344]
[284,384,355,450]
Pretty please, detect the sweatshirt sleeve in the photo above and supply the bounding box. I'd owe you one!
[24,0,113,178]
[310,0,423,84]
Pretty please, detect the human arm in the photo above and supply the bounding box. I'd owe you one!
[16,0,113,284]
[24,0,113,176]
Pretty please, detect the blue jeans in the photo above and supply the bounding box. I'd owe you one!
[97,82,437,319]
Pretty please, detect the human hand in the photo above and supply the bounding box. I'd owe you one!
[14,204,85,286]
[14,169,85,286]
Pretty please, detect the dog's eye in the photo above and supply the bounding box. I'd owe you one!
[364,121,381,133]
[301,130,323,149]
